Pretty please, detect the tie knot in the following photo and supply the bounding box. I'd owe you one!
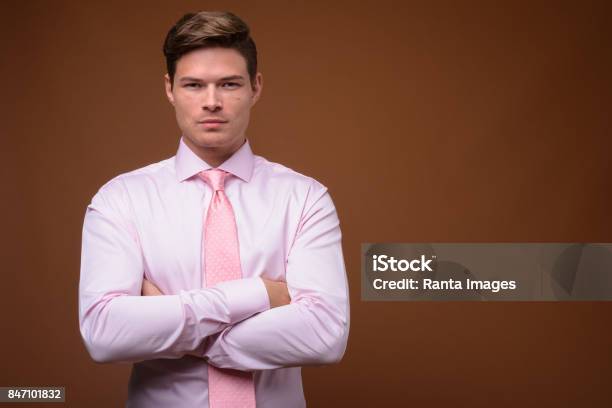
[198,169,228,191]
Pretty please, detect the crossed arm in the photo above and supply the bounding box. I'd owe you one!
[142,278,290,308]
[79,180,349,370]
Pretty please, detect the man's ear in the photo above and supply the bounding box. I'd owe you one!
[164,74,175,106]
[251,72,263,106]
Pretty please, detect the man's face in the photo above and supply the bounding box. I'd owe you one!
[165,47,262,160]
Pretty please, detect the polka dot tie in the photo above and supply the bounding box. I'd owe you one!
[198,169,256,408]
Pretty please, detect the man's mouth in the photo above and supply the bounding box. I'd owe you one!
[198,119,227,128]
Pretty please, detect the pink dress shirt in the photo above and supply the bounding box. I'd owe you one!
[78,137,350,407]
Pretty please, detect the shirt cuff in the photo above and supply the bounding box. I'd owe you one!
[216,277,270,323]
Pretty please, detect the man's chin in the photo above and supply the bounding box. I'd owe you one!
[185,133,243,151]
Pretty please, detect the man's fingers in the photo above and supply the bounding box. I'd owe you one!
[142,278,164,296]
[261,278,291,308]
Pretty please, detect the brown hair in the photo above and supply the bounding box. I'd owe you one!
[162,11,258,88]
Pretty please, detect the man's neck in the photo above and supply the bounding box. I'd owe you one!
[184,137,246,168]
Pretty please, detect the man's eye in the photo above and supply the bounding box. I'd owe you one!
[222,82,240,89]
[185,83,201,88]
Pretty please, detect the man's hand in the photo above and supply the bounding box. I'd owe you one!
[142,278,163,296]
[261,278,291,308]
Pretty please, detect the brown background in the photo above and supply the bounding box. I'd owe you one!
[2,0,611,406]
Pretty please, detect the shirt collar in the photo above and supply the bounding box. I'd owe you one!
[174,136,255,183]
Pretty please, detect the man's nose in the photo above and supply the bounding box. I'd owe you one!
[202,85,222,111]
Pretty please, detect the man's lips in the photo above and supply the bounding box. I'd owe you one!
[199,118,227,123]
[198,119,227,128]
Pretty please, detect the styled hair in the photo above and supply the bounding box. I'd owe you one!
[162,11,258,87]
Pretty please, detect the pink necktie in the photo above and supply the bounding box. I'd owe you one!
[198,169,256,408]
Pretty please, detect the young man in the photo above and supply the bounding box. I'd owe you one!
[78,11,350,408]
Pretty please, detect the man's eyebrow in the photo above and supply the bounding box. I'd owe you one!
[178,75,246,83]
[178,76,203,83]
[219,75,245,81]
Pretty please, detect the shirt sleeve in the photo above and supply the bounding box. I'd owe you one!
[78,179,270,364]
[203,181,350,371]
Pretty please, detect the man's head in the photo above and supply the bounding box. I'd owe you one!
[163,11,262,166]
